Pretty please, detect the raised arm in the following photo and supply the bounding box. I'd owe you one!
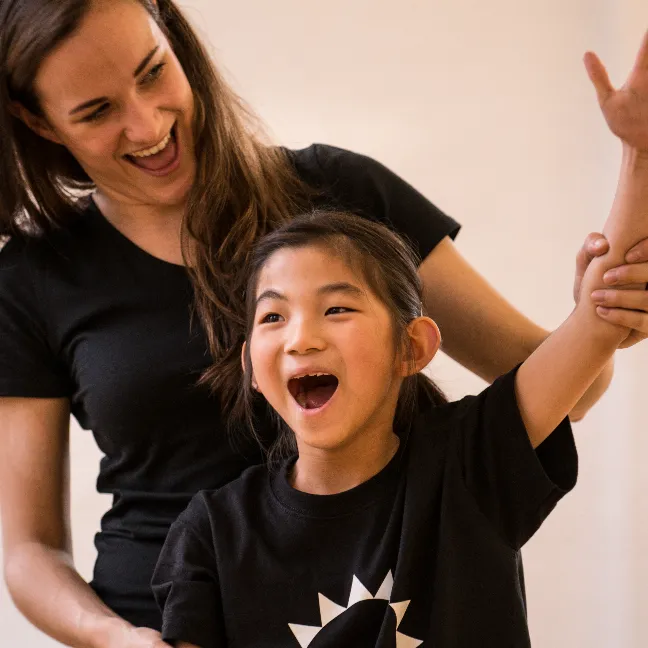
[515,31,648,447]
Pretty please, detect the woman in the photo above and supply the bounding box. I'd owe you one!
[0,1,646,647]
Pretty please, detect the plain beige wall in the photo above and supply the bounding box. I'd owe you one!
[2,0,647,645]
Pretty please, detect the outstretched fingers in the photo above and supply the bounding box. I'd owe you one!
[631,29,648,74]
[584,51,615,107]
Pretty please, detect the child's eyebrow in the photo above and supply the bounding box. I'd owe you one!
[316,282,365,298]
[256,289,285,305]
[255,282,364,306]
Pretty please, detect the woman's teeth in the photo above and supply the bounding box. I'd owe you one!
[129,131,172,158]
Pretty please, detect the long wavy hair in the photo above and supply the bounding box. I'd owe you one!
[0,0,306,413]
[237,210,447,461]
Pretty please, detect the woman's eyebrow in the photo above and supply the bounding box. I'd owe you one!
[133,45,160,77]
[68,46,160,116]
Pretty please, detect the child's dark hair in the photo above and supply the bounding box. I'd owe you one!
[235,210,447,461]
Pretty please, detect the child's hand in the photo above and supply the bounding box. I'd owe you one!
[574,232,648,348]
[585,30,648,152]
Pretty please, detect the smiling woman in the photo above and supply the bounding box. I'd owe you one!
[2,1,648,648]
[12,0,195,208]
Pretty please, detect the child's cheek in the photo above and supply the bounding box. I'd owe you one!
[251,338,283,404]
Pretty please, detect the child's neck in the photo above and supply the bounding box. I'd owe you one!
[289,426,401,496]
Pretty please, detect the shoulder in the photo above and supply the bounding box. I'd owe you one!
[286,143,460,259]
[287,143,394,191]
[0,205,95,279]
[179,464,271,530]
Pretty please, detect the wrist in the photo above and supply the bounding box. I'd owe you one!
[622,144,648,172]
[84,614,133,648]
[571,302,630,347]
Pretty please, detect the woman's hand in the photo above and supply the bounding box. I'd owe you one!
[585,30,648,152]
[574,233,648,348]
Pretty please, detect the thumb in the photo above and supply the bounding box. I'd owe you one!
[584,51,615,107]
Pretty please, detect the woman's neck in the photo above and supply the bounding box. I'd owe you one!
[290,427,401,496]
[93,191,187,266]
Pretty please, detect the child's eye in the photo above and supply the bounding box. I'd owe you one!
[260,313,283,324]
[81,103,110,123]
[326,307,355,316]
[141,62,166,85]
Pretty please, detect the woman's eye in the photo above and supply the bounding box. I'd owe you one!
[81,103,110,123]
[141,62,166,85]
[260,313,283,324]
[326,307,354,316]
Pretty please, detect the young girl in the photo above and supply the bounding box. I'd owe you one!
[151,39,648,648]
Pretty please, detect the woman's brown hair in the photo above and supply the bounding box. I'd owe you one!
[0,0,306,413]
[237,210,447,461]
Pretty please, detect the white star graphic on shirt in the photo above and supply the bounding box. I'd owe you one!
[288,570,422,647]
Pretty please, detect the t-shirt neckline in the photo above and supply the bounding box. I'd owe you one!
[270,433,407,519]
[87,196,187,272]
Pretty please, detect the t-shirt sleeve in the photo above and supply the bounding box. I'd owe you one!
[0,238,70,397]
[299,144,460,263]
[454,367,578,550]
[152,495,227,648]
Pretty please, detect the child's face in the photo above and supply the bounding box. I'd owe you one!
[249,245,405,453]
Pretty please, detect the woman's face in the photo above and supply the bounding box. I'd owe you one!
[30,0,195,208]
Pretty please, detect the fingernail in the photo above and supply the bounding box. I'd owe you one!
[603,270,618,284]
[626,250,641,263]
[593,239,606,250]
[591,290,606,301]
[597,306,610,315]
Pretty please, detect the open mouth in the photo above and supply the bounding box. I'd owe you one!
[124,123,179,174]
[288,373,339,410]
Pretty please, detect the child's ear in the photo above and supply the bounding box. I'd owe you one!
[10,102,64,145]
[400,317,441,376]
[240,341,259,392]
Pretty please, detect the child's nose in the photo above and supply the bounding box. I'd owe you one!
[285,318,325,355]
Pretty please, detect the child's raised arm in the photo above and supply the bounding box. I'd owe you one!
[516,30,648,448]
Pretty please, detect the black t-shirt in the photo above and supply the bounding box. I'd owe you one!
[152,369,578,648]
[0,144,459,629]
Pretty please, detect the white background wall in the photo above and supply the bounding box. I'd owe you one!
[2,0,647,645]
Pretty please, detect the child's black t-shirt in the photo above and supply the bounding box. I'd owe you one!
[152,369,577,648]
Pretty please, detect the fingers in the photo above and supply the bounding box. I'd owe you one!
[595,305,648,333]
[631,29,648,73]
[591,288,648,311]
[625,237,648,263]
[603,262,648,286]
[584,51,615,106]
[573,232,608,302]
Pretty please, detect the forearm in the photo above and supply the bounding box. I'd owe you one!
[5,541,131,648]
[516,310,625,447]
[568,356,614,421]
[517,147,648,446]
[601,147,648,255]
[419,238,614,418]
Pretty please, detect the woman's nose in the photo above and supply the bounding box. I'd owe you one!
[122,97,164,145]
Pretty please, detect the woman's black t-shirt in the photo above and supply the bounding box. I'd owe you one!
[0,144,460,629]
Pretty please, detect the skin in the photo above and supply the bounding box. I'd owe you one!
[1,0,648,645]
[15,0,195,265]
[515,36,648,445]
[247,246,439,495]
